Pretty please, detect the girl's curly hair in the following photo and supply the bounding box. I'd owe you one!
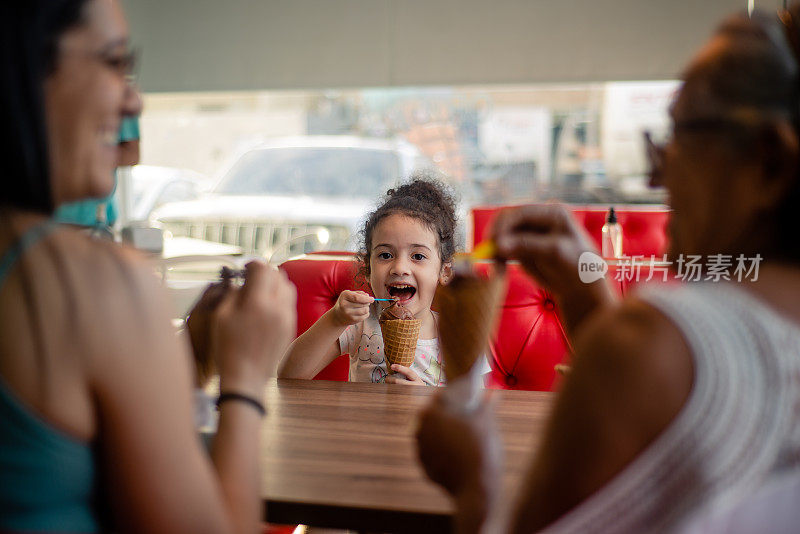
[357,176,458,278]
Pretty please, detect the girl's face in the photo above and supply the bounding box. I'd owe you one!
[44,0,142,206]
[368,213,451,320]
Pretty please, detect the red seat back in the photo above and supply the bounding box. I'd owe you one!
[471,205,669,257]
[279,253,367,381]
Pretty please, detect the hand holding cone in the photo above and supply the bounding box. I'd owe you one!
[379,301,420,368]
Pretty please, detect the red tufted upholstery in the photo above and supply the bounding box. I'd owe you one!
[473,263,571,390]
[278,253,367,381]
[470,205,670,390]
[471,205,669,258]
[279,206,671,390]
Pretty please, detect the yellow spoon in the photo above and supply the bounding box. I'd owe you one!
[471,240,497,260]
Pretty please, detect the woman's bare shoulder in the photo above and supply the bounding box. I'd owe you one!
[567,296,695,439]
[576,297,692,371]
[40,229,179,359]
[0,224,186,416]
[47,229,163,304]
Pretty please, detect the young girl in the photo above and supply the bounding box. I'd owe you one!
[279,178,490,385]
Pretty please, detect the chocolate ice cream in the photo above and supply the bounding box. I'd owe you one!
[379,301,414,321]
[435,270,506,381]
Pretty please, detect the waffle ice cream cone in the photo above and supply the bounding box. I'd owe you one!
[436,272,506,382]
[379,317,421,367]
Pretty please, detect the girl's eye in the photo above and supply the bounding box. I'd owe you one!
[412,253,427,261]
[377,252,392,260]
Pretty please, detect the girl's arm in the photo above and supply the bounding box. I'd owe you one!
[278,308,349,379]
[278,290,374,379]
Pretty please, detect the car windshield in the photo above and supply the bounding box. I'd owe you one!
[215,147,401,197]
[131,176,160,208]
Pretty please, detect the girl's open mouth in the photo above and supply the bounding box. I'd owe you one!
[387,283,416,302]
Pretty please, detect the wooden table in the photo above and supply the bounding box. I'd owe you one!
[261,379,554,532]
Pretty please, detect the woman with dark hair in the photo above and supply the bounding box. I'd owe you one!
[0,1,296,532]
[417,4,800,533]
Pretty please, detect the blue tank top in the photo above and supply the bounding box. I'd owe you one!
[0,221,100,532]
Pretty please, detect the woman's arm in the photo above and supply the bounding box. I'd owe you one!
[89,252,294,533]
[508,299,693,531]
[416,394,504,533]
[208,262,296,530]
[417,299,693,533]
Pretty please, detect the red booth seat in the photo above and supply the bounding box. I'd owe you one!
[279,206,671,390]
[278,253,365,381]
[471,205,670,258]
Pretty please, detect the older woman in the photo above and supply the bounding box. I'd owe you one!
[417,5,800,533]
[0,1,295,532]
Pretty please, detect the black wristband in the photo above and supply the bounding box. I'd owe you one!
[216,392,267,417]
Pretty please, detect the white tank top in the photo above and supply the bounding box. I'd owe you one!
[544,282,800,533]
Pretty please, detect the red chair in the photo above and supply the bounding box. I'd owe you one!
[279,253,367,381]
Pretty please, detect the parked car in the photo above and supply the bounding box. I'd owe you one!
[150,136,433,263]
[129,165,208,223]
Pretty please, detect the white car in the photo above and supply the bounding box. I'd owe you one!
[150,136,432,263]
[129,165,208,223]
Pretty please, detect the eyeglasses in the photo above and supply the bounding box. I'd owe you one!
[61,44,139,82]
[643,118,741,183]
[643,131,664,185]
[102,48,138,79]
[643,108,782,182]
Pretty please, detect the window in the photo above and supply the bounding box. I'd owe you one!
[141,81,676,208]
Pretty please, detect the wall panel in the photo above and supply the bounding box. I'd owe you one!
[121,0,748,92]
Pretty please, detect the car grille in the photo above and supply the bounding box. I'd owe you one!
[160,220,352,257]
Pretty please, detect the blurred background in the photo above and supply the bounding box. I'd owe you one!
[115,0,777,314]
